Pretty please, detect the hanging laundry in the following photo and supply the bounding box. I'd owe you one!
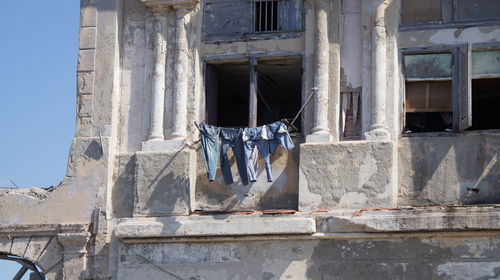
[266,121,295,154]
[198,123,221,182]
[197,121,295,184]
[220,128,249,185]
[242,125,273,182]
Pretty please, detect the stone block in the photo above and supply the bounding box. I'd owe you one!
[116,216,316,238]
[0,236,12,253]
[77,49,96,72]
[79,27,96,49]
[10,237,30,257]
[78,95,93,117]
[299,140,396,211]
[134,149,197,216]
[24,237,51,262]
[77,72,94,95]
[77,117,92,137]
[37,237,63,272]
[44,262,63,280]
[80,0,97,27]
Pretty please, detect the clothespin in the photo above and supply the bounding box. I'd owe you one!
[193,121,200,129]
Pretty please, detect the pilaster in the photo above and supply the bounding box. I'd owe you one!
[57,233,90,280]
[364,0,391,140]
[306,0,333,143]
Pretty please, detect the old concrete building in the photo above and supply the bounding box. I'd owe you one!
[1,0,500,279]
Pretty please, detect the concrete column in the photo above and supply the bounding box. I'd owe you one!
[365,0,391,140]
[170,8,190,140]
[307,0,332,142]
[57,233,90,280]
[147,12,167,140]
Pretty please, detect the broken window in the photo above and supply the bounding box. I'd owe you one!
[403,45,500,134]
[205,56,303,131]
[203,0,303,40]
[401,0,500,26]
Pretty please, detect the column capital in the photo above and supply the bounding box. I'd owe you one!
[57,233,90,254]
[141,0,199,10]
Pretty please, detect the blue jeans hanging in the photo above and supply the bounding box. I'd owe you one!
[243,126,273,182]
[220,128,249,185]
[199,123,221,182]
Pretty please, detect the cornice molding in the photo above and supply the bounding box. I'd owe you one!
[140,0,199,10]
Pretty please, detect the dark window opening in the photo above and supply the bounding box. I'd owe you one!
[405,81,453,133]
[467,78,500,130]
[254,0,279,32]
[205,57,303,131]
[256,58,302,131]
[205,62,250,127]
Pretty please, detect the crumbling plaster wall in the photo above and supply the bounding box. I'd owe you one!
[117,235,500,280]
[0,0,122,227]
[399,133,500,206]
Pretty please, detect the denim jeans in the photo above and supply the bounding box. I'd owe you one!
[266,121,295,154]
[220,128,249,185]
[199,123,221,182]
[243,126,273,182]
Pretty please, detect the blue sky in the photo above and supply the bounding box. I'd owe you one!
[0,1,80,277]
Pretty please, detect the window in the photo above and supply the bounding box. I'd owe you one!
[401,0,500,26]
[203,0,303,40]
[469,50,500,130]
[403,45,500,134]
[205,56,303,131]
[403,52,455,133]
[254,1,279,32]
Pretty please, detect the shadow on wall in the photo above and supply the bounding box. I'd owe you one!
[400,133,500,206]
[194,140,301,212]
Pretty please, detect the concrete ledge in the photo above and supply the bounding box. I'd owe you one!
[0,224,90,236]
[316,206,500,233]
[115,216,316,238]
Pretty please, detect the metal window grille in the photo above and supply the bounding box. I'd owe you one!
[254,0,279,32]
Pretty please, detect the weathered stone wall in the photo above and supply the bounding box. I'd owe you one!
[398,133,500,206]
[2,0,500,279]
[117,235,500,280]
[299,141,396,211]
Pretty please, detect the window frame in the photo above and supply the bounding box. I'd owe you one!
[202,52,305,131]
[202,0,304,42]
[402,42,500,136]
[400,0,500,31]
[400,45,463,135]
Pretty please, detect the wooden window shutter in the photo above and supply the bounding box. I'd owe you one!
[458,43,472,131]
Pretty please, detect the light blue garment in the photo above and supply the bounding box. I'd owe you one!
[220,128,249,185]
[266,121,295,154]
[199,123,221,182]
[243,126,273,182]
